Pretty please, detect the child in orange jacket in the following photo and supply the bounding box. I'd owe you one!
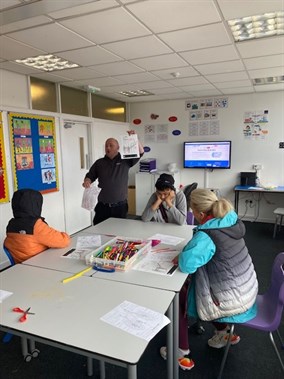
[4,188,70,263]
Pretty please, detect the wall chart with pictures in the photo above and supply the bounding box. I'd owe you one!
[0,112,9,202]
[8,112,58,193]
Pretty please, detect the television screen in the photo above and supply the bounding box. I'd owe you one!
[183,141,232,169]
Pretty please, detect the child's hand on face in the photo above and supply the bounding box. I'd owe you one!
[165,190,175,207]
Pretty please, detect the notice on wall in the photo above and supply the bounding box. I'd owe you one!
[144,124,169,143]
[0,112,9,202]
[243,110,269,140]
[8,112,58,193]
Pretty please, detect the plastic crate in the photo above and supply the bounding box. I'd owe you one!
[85,236,151,271]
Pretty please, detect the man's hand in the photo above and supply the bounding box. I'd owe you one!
[83,178,91,188]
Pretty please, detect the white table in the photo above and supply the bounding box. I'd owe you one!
[84,218,194,379]
[22,218,195,379]
[0,264,174,379]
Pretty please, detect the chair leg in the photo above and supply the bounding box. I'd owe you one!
[273,215,279,238]
[217,325,234,379]
[269,332,284,373]
[276,329,284,350]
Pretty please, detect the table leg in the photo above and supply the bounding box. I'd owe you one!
[166,301,173,379]
[127,364,137,379]
[234,190,239,213]
[173,293,179,379]
[87,357,93,376]
[99,360,106,379]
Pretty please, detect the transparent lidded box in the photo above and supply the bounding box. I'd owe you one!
[85,236,151,271]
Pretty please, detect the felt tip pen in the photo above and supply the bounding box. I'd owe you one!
[61,266,92,284]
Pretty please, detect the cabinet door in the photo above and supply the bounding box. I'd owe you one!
[135,173,154,215]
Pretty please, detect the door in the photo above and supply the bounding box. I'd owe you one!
[60,121,92,234]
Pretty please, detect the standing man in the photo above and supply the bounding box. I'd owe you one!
[83,130,144,225]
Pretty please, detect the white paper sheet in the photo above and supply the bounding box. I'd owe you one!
[0,289,13,303]
[76,235,102,248]
[101,300,170,341]
[148,233,185,246]
[133,251,178,275]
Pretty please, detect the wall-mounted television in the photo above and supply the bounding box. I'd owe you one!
[183,141,232,169]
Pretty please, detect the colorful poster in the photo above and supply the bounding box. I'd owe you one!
[9,112,58,193]
[0,112,9,202]
[243,110,269,140]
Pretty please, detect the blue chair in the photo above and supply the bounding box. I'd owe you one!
[2,244,40,362]
[217,252,284,379]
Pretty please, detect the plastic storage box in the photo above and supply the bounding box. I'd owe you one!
[85,237,151,271]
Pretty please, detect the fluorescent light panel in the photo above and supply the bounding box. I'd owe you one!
[253,75,284,85]
[15,54,79,72]
[119,90,154,97]
[228,11,284,41]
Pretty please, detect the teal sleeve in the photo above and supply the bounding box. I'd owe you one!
[178,230,216,274]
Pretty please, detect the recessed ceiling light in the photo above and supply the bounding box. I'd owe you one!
[253,76,284,85]
[228,11,284,41]
[119,90,154,97]
[15,54,79,72]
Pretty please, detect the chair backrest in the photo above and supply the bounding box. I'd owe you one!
[3,245,15,266]
[183,182,198,210]
[262,252,284,331]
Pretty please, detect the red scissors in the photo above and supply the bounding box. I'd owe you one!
[13,307,35,322]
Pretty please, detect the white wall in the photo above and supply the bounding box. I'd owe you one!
[129,91,284,222]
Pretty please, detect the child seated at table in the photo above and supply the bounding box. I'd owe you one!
[141,173,187,225]
[4,188,70,263]
[160,188,258,370]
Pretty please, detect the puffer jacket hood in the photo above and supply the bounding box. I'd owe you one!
[12,188,43,219]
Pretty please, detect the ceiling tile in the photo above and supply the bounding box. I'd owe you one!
[0,61,42,75]
[151,66,199,80]
[0,15,52,34]
[248,67,284,79]
[195,60,245,75]
[243,54,284,70]
[127,0,221,33]
[135,81,174,90]
[205,71,249,83]
[179,83,216,91]
[159,23,231,52]
[217,0,284,20]
[50,67,104,80]
[189,89,223,96]
[57,46,122,67]
[0,0,19,11]
[167,76,209,86]
[0,35,46,60]
[31,72,73,82]
[131,54,188,71]
[102,35,172,60]
[88,61,143,76]
[254,83,284,92]
[60,7,151,44]
[237,36,284,58]
[48,0,119,19]
[180,45,239,65]
[7,23,93,52]
[67,77,124,88]
[108,72,158,84]
[221,87,254,94]
[214,80,252,89]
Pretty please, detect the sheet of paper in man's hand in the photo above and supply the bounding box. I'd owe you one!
[120,134,140,159]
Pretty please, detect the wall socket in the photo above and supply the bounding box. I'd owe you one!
[252,164,263,170]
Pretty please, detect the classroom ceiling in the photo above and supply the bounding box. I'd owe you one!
[0,0,283,103]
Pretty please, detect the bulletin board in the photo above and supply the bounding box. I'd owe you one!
[8,112,59,193]
[0,112,9,202]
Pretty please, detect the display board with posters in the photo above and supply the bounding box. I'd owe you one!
[8,112,58,193]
